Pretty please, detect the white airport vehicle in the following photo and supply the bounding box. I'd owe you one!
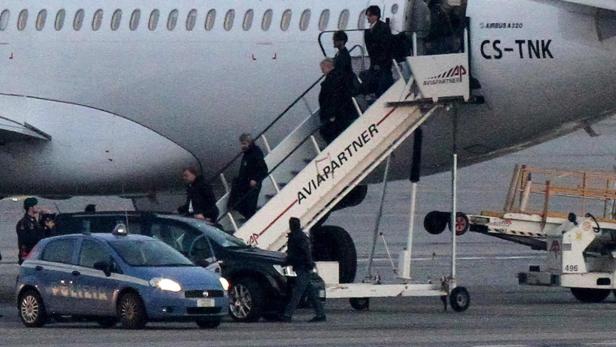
[518,213,616,303]
[440,165,616,250]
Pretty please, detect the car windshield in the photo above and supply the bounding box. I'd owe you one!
[183,219,248,248]
[109,239,194,267]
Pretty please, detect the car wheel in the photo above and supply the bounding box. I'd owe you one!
[349,297,370,311]
[117,292,147,329]
[18,290,47,328]
[570,288,611,303]
[96,317,118,328]
[195,318,221,329]
[229,278,264,322]
[449,287,470,312]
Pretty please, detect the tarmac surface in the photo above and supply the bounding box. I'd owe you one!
[1,118,616,346]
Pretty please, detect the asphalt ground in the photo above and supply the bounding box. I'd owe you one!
[0,118,615,346]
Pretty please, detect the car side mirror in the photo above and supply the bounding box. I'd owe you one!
[93,261,111,277]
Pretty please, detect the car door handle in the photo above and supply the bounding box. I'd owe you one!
[35,265,43,271]
[71,270,80,276]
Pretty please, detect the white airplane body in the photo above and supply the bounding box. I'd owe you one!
[0,0,614,197]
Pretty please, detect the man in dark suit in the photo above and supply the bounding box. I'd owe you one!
[318,58,358,144]
[333,30,359,96]
[363,5,393,97]
[178,167,219,223]
[229,133,268,219]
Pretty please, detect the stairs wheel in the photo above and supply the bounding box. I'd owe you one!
[311,225,357,283]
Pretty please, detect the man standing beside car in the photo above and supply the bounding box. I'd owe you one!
[16,197,45,264]
[280,217,326,323]
[178,167,219,224]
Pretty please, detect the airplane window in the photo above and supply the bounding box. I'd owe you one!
[17,9,28,31]
[148,9,159,31]
[261,9,272,31]
[35,10,47,31]
[55,9,66,31]
[391,4,399,15]
[186,9,197,31]
[280,9,292,31]
[167,9,178,31]
[130,9,141,31]
[73,9,85,31]
[299,9,311,31]
[0,10,9,31]
[205,9,215,31]
[358,9,367,29]
[243,9,254,31]
[111,9,122,31]
[338,9,349,30]
[92,9,103,31]
[224,9,235,31]
[318,9,329,31]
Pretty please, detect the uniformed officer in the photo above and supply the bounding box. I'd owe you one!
[16,197,45,264]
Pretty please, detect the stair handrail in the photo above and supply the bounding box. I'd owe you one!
[205,75,324,186]
[206,44,367,187]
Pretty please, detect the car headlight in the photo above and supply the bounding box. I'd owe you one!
[149,278,182,292]
[219,277,230,291]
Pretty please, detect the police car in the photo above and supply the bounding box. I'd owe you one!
[16,225,229,329]
[54,212,326,322]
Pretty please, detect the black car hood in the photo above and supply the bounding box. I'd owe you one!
[226,247,286,265]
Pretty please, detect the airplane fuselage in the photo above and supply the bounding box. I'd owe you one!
[0,0,614,196]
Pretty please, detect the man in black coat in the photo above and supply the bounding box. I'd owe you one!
[318,58,358,144]
[333,31,352,78]
[363,5,394,97]
[281,217,326,322]
[16,197,45,264]
[230,133,268,219]
[178,167,219,223]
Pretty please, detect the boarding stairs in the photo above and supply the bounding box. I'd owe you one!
[211,36,471,253]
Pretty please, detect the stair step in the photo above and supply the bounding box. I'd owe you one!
[290,170,300,176]
[265,194,275,200]
[303,158,312,164]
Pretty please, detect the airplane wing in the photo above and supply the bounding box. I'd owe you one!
[0,115,51,142]
[560,0,616,11]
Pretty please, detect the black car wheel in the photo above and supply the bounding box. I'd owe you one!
[18,290,47,328]
[229,278,264,322]
[117,292,147,329]
[195,318,221,329]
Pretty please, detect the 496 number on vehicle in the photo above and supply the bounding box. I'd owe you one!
[564,265,579,272]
